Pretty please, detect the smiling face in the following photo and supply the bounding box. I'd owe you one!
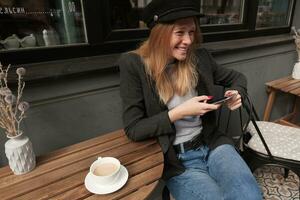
[169,17,196,61]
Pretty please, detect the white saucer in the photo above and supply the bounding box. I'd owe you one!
[84,165,128,195]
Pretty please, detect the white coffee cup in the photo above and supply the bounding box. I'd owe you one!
[89,157,121,184]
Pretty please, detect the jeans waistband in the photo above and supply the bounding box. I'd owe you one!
[173,139,202,154]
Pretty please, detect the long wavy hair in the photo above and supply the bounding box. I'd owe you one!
[134,17,202,104]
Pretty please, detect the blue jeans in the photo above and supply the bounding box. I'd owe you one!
[166,144,262,200]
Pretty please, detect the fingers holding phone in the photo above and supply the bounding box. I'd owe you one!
[207,96,233,105]
[225,90,241,110]
[168,96,220,122]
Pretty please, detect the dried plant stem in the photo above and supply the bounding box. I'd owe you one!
[0,121,6,129]
[14,79,25,117]
[7,105,17,136]
[1,106,12,122]
[0,113,13,134]
[293,29,299,37]
[0,111,11,130]
[3,65,10,88]
[0,65,29,137]
[4,106,16,136]
[0,78,3,88]
[16,111,25,132]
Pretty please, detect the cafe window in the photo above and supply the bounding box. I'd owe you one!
[105,0,295,41]
[108,0,246,29]
[0,0,87,51]
[256,0,294,28]
[110,0,150,29]
[200,0,244,25]
[0,0,297,64]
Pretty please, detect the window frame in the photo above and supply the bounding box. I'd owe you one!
[0,0,296,65]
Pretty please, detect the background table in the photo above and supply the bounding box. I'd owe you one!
[263,76,300,128]
[0,129,164,200]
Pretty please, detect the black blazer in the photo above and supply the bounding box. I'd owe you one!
[119,48,247,180]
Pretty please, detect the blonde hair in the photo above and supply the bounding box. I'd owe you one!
[134,18,202,103]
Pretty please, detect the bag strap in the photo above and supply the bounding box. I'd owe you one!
[242,93,274,158]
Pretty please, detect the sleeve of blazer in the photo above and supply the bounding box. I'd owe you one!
[203,49,247,97]
[119,53,175,142]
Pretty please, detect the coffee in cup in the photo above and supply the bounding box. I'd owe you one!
[93,163,118,176]
[89,157,121,184]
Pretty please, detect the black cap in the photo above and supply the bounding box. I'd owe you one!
[142,0,204,29]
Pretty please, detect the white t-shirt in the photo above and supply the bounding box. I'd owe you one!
[167,89,203,145]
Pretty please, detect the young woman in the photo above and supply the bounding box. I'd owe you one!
[119,0,262,199]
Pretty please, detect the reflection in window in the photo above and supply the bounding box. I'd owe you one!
[110,0,244,29]
[200,0,244,25]
[0,0,87,51]
[256,0,293,28]
[110,0,151,29]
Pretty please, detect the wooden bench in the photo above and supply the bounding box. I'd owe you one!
[0,129,164,200]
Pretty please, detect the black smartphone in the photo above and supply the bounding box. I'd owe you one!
[208,95,234,105]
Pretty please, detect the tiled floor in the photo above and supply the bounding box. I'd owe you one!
[254,166,299,200]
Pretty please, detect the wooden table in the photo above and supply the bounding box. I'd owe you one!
[0,129,164,200]
[263,76,300,128]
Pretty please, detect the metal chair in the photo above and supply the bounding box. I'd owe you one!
[240,94,300,197]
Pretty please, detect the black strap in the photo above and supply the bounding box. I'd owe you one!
[241,94,274,158]
[223,92,273,158]
[162,185,170,200]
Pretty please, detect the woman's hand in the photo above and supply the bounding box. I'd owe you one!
[168,96,220,122]
[225,90,242,110]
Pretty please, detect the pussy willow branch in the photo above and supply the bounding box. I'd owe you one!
[16,111,25,132]
[14,78,25,117]
[5,104,16,135]
[14,74,22,116]
[14,82,26,133]
[8,105,17,136]
[0,65,27,137]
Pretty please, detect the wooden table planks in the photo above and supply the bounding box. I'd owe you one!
[265,76,300,94]
[263,76,300,127]
[0,129,164,200]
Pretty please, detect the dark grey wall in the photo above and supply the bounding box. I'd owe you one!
[1,0,299,167]
[0,71,124,166]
